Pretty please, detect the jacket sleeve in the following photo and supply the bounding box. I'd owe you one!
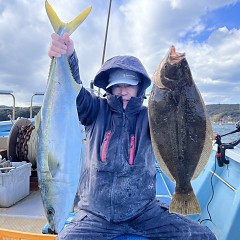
[68,51,81,84]
[68,51,100,126]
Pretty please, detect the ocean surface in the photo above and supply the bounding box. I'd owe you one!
[212,123,240,148]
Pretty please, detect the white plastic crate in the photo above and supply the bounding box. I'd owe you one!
[0,161,32,207]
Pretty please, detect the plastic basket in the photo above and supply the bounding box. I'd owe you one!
[0,162,31,207]
[0,228,56,240]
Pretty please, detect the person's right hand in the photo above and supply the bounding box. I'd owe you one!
[48,33,74,58]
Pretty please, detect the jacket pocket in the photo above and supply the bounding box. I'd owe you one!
[101,130,112,162]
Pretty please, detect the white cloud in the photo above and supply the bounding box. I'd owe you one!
[0,0,239,107]
[180,26,240,104]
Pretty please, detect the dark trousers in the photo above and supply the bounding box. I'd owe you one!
[56,200,217,240]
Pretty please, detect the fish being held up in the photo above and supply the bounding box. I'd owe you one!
[35,1,91,233]
[148,46,213,215]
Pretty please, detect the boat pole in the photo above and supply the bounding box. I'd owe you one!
[95,0,112,96]
[101,0,113,65]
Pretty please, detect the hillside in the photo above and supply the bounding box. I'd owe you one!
[206,104,240,123]
[0,106,41,121]
[0,104,239,123]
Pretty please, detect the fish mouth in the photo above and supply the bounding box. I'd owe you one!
[47,207,56,232]
[168,46,185,64]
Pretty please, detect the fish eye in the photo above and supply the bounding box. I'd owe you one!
[47,207,55,216]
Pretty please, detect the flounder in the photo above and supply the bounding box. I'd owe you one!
[148,46,213,215]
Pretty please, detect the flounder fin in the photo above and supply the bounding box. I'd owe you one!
[45,0,92,35]
[151,63,165,89]
[156,155,175,182]
[170,190,201,215]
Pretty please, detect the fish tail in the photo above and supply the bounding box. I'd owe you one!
[45,0,92,35]
[169,190,201,215]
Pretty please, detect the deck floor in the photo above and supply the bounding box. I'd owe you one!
[0,190,47,234]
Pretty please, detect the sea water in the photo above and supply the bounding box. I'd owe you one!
[212,123,240,148]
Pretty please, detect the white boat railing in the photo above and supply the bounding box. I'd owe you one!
[0,90,16,120]
[30,92,44,118]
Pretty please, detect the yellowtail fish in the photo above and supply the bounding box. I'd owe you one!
[148,46,213,215]
[35,1,91,233]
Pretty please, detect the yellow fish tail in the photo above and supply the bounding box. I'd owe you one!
[45,0,92,35]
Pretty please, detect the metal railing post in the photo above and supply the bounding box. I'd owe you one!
[30,92,44,118]
[0,90,16,120]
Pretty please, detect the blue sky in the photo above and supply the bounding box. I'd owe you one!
[184,1,240,42]
[0,0,240,107]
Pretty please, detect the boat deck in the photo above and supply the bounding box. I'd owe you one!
[1,119,240,239]
[0,190,46,234]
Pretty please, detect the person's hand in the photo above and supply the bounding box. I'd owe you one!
[48,33,74,58]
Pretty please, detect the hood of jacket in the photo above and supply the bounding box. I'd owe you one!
[93,55,151,98]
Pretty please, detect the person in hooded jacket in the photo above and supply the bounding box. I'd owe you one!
[49,33,217,240]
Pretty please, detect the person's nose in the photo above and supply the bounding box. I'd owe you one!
[119,86,128,95]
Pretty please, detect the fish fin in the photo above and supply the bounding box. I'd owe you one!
[66,7,92,36]
[72,76,82,96]
[74,82,82,96]
[157,158,175,182]
[48,154,60,178]
[45,0,92,35]
[45,1,65,33]
[65,60,83,96]
[169,190,201,215]
[152,62,166,89]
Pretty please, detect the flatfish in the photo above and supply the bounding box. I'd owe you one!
[148,46,213,215]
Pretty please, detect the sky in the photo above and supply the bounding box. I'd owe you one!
[0,0,240,107]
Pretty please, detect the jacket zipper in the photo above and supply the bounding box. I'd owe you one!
[110,112,126,220]
[101,131,112,162]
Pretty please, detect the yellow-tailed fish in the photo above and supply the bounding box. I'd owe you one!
[148,46,213,215]
[35,1,91,233]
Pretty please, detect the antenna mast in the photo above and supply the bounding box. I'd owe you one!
[91,0,113,96]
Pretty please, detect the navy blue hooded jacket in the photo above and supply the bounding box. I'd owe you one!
[69,53,156,222]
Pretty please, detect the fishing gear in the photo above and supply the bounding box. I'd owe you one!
[199,122,240,224]
[215,120,240,167]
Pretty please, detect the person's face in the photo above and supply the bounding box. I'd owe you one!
[111,83,139,109]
